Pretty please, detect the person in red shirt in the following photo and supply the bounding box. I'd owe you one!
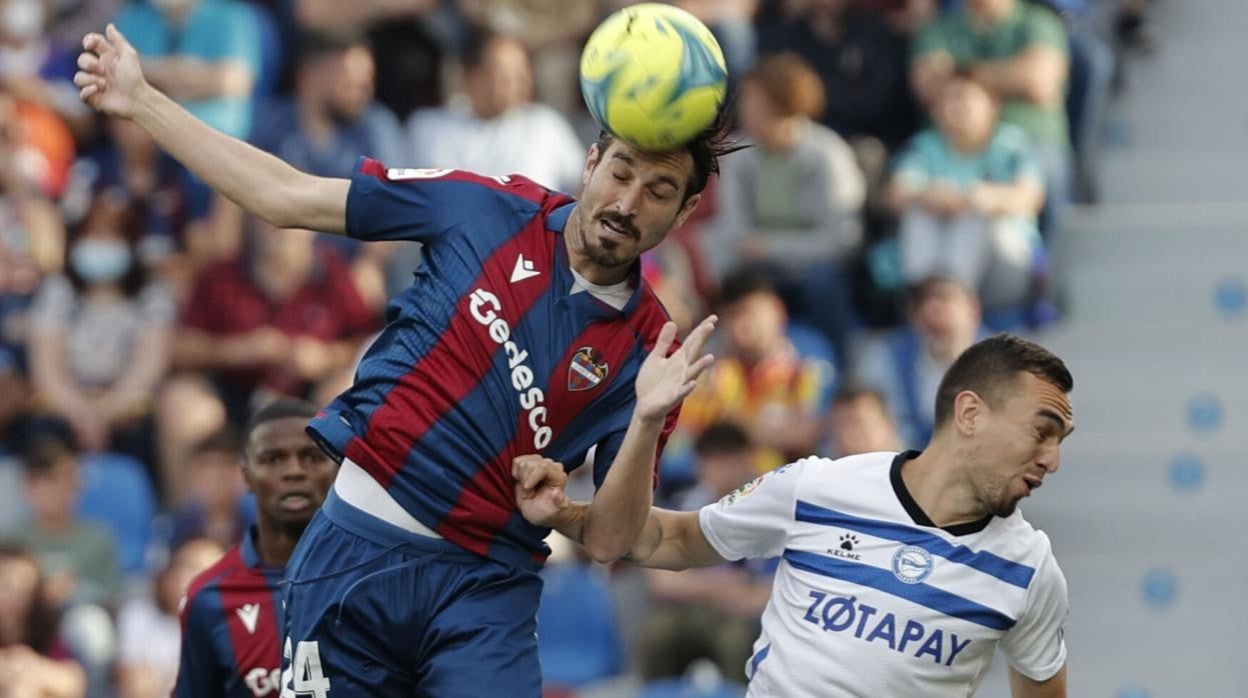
[154,218,377,502]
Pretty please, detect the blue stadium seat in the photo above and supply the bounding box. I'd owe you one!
[536,562,622,687]
[76,453,157,574]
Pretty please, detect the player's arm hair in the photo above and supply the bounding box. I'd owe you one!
[132,83,349,234]
[552,503,727,570]
[1009,665,1066,698]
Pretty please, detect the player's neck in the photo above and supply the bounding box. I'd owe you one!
[255,520,301,567]
[903,443,989,528]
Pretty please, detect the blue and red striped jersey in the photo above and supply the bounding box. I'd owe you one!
[306,159,681,569]
[174,528,283,698]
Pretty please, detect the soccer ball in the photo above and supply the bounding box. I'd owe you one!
[579,3,728,152]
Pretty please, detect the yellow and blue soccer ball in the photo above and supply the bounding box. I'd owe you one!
[580,3,728,152]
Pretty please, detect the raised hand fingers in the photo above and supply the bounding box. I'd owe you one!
[679,314,717,363]
[82,32,110,56]
[648,321,678,360]
[684,352,715,385]
[77,52,102,73]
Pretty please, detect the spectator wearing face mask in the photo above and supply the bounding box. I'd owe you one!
[26,189,173,474]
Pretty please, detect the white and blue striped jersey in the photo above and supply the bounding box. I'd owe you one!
[698,451,1067,697]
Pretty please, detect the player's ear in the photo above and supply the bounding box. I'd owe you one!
[240,457,256,492]
[583,143,602,188]
[953,390,982,438]
[673,192,701,229]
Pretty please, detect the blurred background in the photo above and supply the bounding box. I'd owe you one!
[0,0,1244,696]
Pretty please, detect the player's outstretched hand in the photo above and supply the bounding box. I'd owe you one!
[512,455,570,528]
[634,315,716,423]
[74,24,147,119]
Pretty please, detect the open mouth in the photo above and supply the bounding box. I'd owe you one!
[599,217,636,240]
[279,493,313,512]
[1022,475,1043,494]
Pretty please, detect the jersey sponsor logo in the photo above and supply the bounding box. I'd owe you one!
[468,288,553,450]
[510,254,541,283]
[236,602,261,634]
[828,534,861,561]
[386,167,451,180]
[567,347,608,391]
[892,545,934,584]
[802,591,973,667]
[245,667,282,697]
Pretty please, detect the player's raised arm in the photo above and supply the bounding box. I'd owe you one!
[74,24,348,234]
[580,316,716,562]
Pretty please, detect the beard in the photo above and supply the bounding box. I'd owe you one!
[574,208,640,269]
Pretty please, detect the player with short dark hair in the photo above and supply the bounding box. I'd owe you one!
[174,398,336,698]
[519,334,1076,697]
[77,24,726,696]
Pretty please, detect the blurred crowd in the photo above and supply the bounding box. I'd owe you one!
[0,0,1159,696]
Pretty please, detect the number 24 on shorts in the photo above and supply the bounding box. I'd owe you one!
[280,638,331,698]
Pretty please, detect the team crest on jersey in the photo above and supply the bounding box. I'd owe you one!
[891,545,934,584]
[568,347,609,391]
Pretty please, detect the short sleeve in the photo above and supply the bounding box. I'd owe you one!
[889,133,935,192]
[998,544,1068,681]
[29,276,76,331]
[345,157,546,244]
[173,591,226,698]
[911,18,954,62]
[697,459,806,561]
[1022,8,1070,55]
[137,283,177,327]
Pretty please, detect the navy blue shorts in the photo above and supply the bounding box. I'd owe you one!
[279,490,543,697]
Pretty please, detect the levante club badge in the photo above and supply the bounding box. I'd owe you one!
[568,347,609,391]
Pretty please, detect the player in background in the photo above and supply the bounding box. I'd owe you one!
[175,399,337,698]
[518,334,1074,697]
[77,25,730,696]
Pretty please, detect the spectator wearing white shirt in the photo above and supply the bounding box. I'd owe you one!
[405,31,585,193]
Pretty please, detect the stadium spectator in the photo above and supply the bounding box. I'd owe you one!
[0,542,86,698]
[756,0,920,150]
[638,423,773,683]
[456,0,601,117]
[668,268,833,486]
[910,0,1071,228]
[14,422,120,608]
[166,429,251,550]
[114,538,223,698]
[45,0,122,51]
[710,53,865,366]
[406,31,585,193]
[0,90,66,270]
[0,0,94,139]
[27,188,173,468]
[853,275,985,447]
[115,0,263,140]
[885,71,1044,312]
[294,0,444,121]
[826,383,903,457]
[251,29,406,309]
[155,218,376,502]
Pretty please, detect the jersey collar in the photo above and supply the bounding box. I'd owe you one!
[240,525,285,576]
[890,451,993,536]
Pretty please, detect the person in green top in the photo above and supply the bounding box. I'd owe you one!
[886,72,1045,312]
[910,0,1070,225]
[16,427,120,610]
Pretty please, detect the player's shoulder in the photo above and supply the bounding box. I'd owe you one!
[357,157,554,206]
[982,509,1060,575]
[628,281,674,339]
[181,546,245,619]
